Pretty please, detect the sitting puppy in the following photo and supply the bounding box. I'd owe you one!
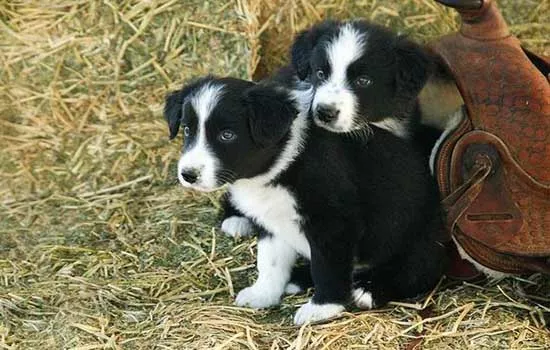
[291,20,442,155]
[164,76,447,325]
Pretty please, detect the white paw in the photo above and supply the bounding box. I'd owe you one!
[221,216,254,238]
[235,284,281,309]
[293,300,345,325]
[352,288,374,309]
[284,282,303,295]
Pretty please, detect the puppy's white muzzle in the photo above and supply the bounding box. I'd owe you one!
[177,143,220,192]
[312,82,357,132]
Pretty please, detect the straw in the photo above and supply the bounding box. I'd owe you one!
[1,0,549,348]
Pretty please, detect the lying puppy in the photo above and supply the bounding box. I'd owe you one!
[164,76,447,325]
[291,20,443,154]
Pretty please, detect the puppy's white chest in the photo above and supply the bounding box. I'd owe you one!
[230,181,311,259]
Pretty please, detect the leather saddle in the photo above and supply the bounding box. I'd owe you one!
[430,0,550,278]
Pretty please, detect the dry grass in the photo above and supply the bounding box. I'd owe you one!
[1,0,549,349]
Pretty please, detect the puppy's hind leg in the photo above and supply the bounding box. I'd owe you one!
[352,237,448,309]
[285,262,313,295]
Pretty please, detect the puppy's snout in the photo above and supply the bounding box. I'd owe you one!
[181,168,200,184]
[316,105,339,123]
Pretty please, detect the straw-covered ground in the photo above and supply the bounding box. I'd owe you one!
[1,0,549,349]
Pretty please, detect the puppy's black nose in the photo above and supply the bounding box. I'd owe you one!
[316,105,339,123]
[181,169,199,184]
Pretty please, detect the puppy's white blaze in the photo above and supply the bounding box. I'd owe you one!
[313,23,366,132]
[177,83,224,191]
[352,288,374,309]
[371,118,410,138]
[220,216,254,237]
[293,300,345,325]
[235,235,297,309]
[190,82,224,125]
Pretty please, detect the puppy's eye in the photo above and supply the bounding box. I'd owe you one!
[219,129,236,143]
[354,76,373,87]
[316,69,326,81]
[183,126,190,136]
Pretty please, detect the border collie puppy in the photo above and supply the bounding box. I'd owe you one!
[164,76,447,325]
[291,20,442,153]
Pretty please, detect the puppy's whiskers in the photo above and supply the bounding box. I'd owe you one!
[217,169,237,185]
[346,120,373,143]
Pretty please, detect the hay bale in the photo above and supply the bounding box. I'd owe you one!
[1,0,253,203]
[1,0,549,349]
[251,0,549,79]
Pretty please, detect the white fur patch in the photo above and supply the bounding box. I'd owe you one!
[284,283,303,295]
[230,183,310,259]
[452,237,510,280]
[352,288,374,309]
[371,118,410,139]
[293,300,345,325]
[235,235,297,308]
[429,108,464,175]
[220,216,254,237]
[313,23,366,132]
[177,83,224,191]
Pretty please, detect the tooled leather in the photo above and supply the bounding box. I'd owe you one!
[506,170,550,255]
[449,131,550,255]
[454,230,550,275]
[443,152,491,232]
[432,0,550,275]
[435,116,472,196]
[434,35,550,185]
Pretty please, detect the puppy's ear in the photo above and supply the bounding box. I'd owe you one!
[244,84,297,147]
[291,30,315,81]
[164,90,184,140]
[291,21,335,80]
[394,36,433,102]
[164,76,214,139]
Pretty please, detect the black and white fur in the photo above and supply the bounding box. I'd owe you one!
[289,20,506,280]
[164,76,447,325]
[291,20,443,154]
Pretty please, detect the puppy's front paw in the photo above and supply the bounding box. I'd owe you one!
[352,288,374,309]
[221,216,254,237]
[293,300,345,325]
[235,284,281,309]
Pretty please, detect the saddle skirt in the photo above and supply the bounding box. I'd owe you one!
[430,0,550,277]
